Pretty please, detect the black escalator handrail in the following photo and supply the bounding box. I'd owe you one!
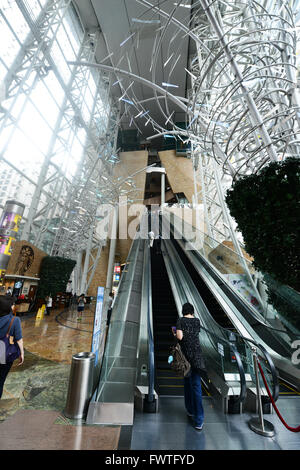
[258,343,280,403]
[146,244,155,403]
[230,343,247,405]
[161,216,280,404]
[165,238,245,359]
[191,247,295,336]
[95,235,142,400]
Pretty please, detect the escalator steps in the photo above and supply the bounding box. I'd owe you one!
[279,381,300,396]
[156,369,184,396]
[151,249,183,396]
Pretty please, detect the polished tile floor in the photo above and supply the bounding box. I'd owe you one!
[0,306,300,451]
[131,396,300,450]
[0,306,121,450]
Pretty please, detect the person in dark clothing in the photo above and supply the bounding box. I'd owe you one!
[77,294,86,321]
[0,295,24,398]
[175,302,204,431]
[106,292,114,326]
[155,234,162,255]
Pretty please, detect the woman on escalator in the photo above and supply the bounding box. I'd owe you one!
[175,302,205,431]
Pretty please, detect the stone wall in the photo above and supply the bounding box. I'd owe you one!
[208,240,255,275]
[86,244,110,296]
[158,150,201,203]
[115,150,148,265]
[86,150,149,295]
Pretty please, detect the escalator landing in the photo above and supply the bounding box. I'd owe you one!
[131,396,300,450]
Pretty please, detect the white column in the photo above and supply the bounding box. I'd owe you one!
[161,171,165,207]
[106,205,118,291]
[80,225,94,294]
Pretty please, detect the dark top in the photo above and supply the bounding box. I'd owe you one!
[0,313,22,341]
[176,316,203,372]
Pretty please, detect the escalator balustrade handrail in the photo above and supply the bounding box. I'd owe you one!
[162,216,282,402]
[230,343,247,405]
[168,234,280,404]
[95,234,142,400]
[146,243,155,403]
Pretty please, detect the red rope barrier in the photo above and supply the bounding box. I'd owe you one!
[258,361,300,433]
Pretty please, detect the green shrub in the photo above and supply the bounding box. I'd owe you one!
[37,256,76,299]
[225,157,300,292]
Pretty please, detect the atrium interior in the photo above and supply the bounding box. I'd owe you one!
[0,0,299,453]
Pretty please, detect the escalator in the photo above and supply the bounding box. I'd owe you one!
[171,236,300,398]
[159,234,280,414]
[166,211,300,391]
[86,214,280,425]
[148,213,276,412]
[151,248,184,396]
[171,237,235,332]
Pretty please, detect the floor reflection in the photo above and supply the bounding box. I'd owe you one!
[0,307,94,419]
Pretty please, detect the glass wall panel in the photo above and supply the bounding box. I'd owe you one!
[0,0,113,256]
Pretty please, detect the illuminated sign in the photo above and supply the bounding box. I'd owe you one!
[0,201,25,285]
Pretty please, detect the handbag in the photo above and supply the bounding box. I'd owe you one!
[169,342,191,377]
[0,316,21,364]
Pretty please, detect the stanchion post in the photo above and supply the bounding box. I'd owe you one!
[248,346,275,437]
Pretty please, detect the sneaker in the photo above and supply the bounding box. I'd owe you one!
[187,412,194,418]
[194,424,203,431]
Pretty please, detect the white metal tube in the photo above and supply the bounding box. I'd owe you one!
[106,206,118,291]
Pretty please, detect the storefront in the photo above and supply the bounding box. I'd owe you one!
[1,239,47,314]
[3,273,40,314]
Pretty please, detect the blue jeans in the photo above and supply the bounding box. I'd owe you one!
[184,369,204,427]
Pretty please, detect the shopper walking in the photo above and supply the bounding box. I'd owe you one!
[45,294,52,316]
[6,287,12,296]
[77,294,86,321]
[175,302,205,431]
[148,230,155,248]
[155,234,162,255]
[0,295,24,399]
[106,292,114,327]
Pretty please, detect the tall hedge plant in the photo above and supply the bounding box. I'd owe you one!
[37,256,76,299]
[225,157,300,292]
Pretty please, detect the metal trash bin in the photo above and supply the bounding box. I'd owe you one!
[64,352,96,419]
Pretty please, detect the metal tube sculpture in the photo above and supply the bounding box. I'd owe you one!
[117,0,300,312]
[71,0,300,310]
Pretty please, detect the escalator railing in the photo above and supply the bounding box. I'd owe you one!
[87,210,157,423]
[165,210,300,390]
[145,244,156,408]
[162,238,248,411]
[135,238,156,410]
[86,231,145,425]
[161,236,279,412]
[168,209,299,337]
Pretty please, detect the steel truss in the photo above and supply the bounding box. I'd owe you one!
[187,0,300,309]
[1,0,300,299]
[0,0,126,292]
